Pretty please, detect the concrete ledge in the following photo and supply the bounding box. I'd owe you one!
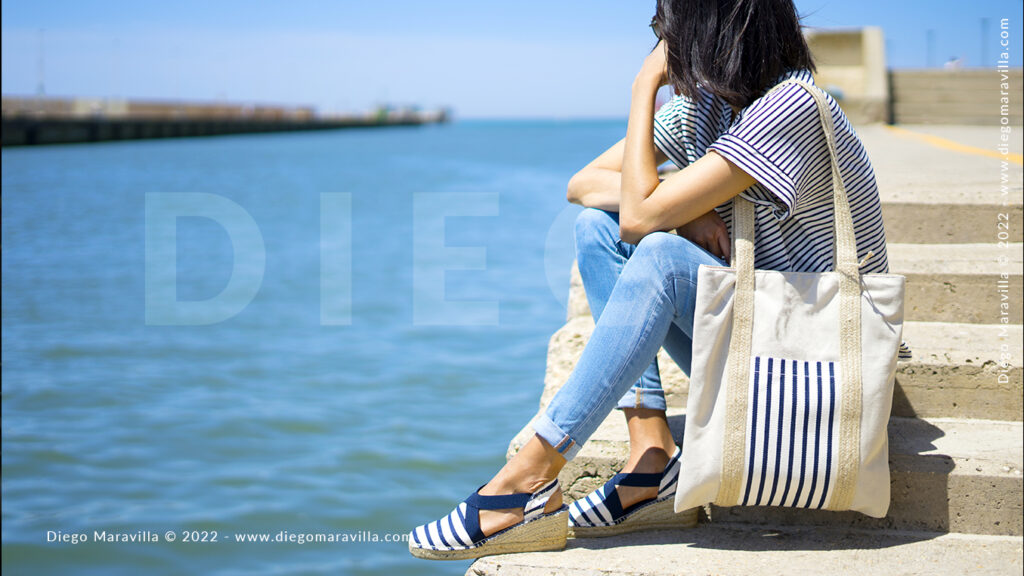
[509,411,1023,536]
[467,524,1024,576]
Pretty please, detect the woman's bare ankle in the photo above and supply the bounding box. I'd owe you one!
[482,468,553,496]
[622,407,676,468]
[484,434,565,494]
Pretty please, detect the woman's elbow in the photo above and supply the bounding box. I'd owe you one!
[566,171,584,205]
[618,216,646,245]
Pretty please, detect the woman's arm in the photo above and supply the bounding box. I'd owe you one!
[619,41,756,246]
[566,138,669,212]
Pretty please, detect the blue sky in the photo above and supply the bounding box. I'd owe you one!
[2,0,1021,118]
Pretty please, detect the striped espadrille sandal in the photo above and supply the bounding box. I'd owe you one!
[408,478,568,560]
[568,445,697,537]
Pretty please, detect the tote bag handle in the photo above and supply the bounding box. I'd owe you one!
[717,79,864,511]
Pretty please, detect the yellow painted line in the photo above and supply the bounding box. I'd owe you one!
[885,125,1023,166]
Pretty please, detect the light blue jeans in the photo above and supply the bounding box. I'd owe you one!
[531,208,726,461]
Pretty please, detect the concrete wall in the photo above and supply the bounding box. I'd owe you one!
[806,27,889,124]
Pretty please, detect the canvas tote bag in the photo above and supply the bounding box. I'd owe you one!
[674,79,905,518]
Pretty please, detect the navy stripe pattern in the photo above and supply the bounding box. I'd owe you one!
[653,68,911,359]
[739,356,840,510]
[569,445,681,527]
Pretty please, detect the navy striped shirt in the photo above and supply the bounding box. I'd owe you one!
[654,69,889,275]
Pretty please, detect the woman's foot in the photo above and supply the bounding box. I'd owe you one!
[568,443,692,537]
[613,444,675,509]
[471,478,564,537]
[568,408,697,537]
[408,434,569,560]
[476,435,566,537]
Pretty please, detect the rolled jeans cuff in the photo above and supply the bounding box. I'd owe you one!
[530,411,583,462]
[615,385,667,411]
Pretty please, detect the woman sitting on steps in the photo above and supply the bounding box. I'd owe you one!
[409,0,893,560]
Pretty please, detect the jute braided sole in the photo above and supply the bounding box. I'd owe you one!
[568,498,698,538]
[409,506,568,561]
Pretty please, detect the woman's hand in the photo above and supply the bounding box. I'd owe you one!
[676,209,731,262]
[621,37,752,247]
[636,40,669,89]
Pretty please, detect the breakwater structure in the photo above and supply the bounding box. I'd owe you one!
[1,96,449,147]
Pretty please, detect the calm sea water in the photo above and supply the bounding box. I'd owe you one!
[1,120,626,576]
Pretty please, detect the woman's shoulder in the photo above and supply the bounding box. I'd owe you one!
[735,70,821,126]
[759,69,818,103]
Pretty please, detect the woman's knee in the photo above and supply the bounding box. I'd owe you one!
[631,232,714,278]
[633,231,683,258]
[573,208,620,254]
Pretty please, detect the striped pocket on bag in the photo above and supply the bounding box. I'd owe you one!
[740,356,842,510]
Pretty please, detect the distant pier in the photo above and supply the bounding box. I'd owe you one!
[1,96,449,147]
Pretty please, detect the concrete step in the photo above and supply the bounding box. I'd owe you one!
[888,243,1023,324]
[890,69,1024,93]
[507,410,1023,536]
[882,202,1023,244]
[890,96,1023,116]
[894,321,1023,421]
[889,70,1024,125]
[466,524,1024,576]
[891,109,1024,127]
[558,282,1023,420]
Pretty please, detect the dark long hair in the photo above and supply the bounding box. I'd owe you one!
[655,0,816,109]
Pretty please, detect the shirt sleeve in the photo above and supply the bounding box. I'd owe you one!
[653,91,713,170]
[707,82,827,222]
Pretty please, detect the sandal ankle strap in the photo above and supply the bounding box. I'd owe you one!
[611,472,662,487]
[465,488,531,511]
